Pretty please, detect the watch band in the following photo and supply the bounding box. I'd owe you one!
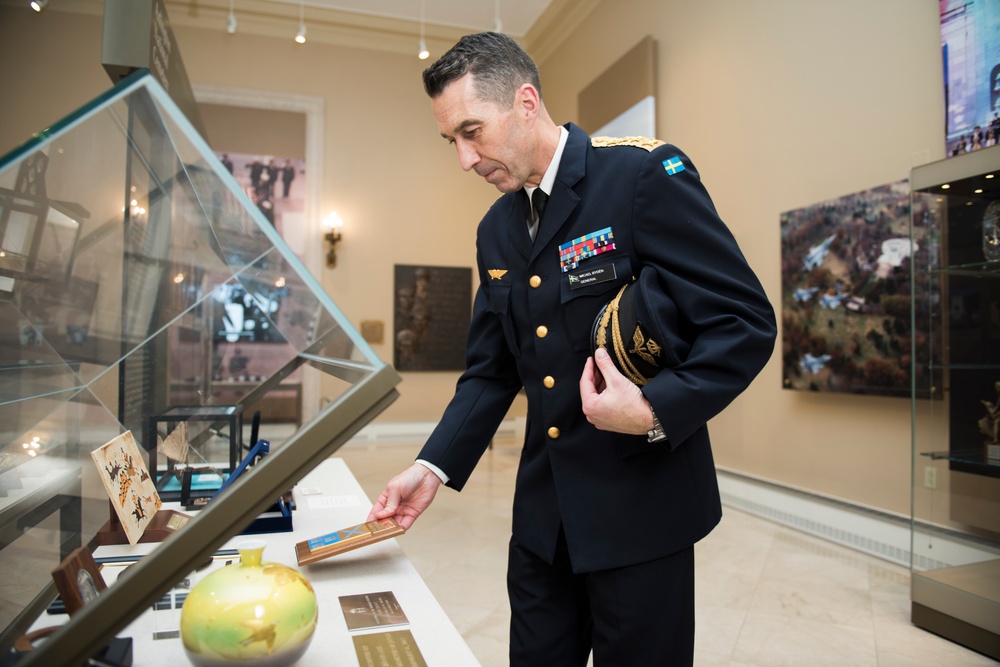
[647,406,668,443]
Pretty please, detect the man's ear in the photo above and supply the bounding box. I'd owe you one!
[514,83,541,119]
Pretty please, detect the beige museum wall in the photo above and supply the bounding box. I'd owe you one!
[530,0,943,516]
[0,0,949,518]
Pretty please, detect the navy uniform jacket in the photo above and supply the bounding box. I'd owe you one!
[418,122,776,573]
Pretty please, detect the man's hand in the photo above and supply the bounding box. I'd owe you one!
[367,463,442,530]
[580,347,655,435]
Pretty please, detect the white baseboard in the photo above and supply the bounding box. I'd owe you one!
[717,467,999,569]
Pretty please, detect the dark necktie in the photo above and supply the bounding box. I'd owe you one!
[526,188,548,242]
[532,188,548,220]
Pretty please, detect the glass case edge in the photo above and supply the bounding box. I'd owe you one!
[910,144,1000,192]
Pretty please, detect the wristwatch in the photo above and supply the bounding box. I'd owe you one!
[647,406,668,443]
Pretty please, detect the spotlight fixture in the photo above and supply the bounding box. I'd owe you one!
[295,0,306,43]
[226,0,237,34]
[418,0,429,59]
[30,0,48,11]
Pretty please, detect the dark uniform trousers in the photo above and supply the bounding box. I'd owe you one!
[417,123,776,667]
[508,529,695,667]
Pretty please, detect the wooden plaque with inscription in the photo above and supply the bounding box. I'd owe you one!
[295,518,403,566]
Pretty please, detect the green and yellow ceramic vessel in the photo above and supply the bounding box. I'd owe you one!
[180,540,318,667]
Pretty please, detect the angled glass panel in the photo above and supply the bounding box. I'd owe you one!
[0,71,400,664]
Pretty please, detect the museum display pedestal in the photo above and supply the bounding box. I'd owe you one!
[912,560,1000,658]
[94,507,190,546]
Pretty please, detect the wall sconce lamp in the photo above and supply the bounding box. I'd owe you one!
[323,211,344,268]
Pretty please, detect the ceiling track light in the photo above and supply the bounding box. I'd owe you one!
[418,0,429,59]
[30,0,48,11]
[295,0,306,43]
[226,0,237,34]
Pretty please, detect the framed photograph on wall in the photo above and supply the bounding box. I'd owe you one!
[780,180,931,397]
[215,151,306,258]
[940,1,1000,155]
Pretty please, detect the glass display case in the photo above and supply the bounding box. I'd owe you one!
[0,70,400,665]
[909,144,1000,660]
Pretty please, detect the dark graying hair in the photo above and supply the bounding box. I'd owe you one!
[422,32,541,108]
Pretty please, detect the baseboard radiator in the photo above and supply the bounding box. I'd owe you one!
[717,467,998,570]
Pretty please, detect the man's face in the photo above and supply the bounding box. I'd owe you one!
[432,74,533,193]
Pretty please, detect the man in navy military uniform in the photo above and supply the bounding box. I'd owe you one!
[368,32,776,666]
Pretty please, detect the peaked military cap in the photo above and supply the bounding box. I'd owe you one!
[590,267,689,385]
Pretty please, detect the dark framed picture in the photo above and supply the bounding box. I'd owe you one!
[51,546,107,616]
[393,265,472,372]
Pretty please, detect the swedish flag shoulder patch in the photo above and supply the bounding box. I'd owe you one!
[662,157,685,175]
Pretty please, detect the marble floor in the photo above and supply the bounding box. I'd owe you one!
[337,439,996,667]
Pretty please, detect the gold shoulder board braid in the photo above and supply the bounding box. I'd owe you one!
[590,136,666,152]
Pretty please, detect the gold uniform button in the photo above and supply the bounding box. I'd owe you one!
[536,325,548,338]
[547,427,560,439]
[543,376,555,388]
[529,275,542,288]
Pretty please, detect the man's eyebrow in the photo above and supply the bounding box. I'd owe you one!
[442,119,480,139]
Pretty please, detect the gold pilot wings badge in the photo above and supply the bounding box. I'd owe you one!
[630,325,662,367]
[488,269,508,280]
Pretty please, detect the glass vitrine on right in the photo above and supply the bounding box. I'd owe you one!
[909,144,1000,660]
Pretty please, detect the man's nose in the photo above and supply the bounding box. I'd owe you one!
[456,141,480,172]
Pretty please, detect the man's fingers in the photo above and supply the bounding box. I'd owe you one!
[594,346,616,373]
[368,487,400,520]
[594,347,627,388]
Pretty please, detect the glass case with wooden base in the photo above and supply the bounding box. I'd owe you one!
[909,145,1000,660]
[0,71,400,666]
